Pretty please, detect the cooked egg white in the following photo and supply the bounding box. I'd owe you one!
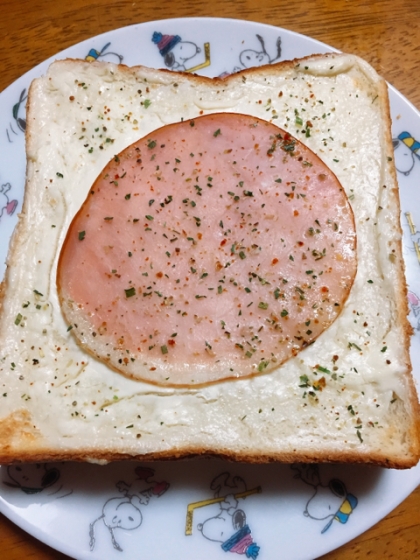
[0,55,415,463]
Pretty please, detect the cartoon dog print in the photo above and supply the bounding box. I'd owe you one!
[152,31,210,73]
[392,131,420,175]
[218,34,282,77]
[6,89,27,142]
[292,464,357,533]
[89,466,169,552]
[0,182,18,221]
[239,34,282,70]
[408,291,420,331]
[186,472,261,559]
[3,463,72,499]
[85,42,123,64]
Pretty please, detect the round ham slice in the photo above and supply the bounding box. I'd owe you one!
[57,113,357,386]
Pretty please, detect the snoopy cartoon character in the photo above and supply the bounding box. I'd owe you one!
[0,183,18,221]
[238,34,282,70]
[392,131,420,176]
[292,464,358,533]
[3,463,73,501]
[186,472,261,558]
[152,31,204,71]
[89,466,169,552]
[4,463,60,495]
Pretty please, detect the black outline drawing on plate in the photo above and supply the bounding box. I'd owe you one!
[185,472,261,559]
[0,182,18,222]
[220,34,282,77]
[392,131,420,175]
[238,34,282,69]
[89,466,170,552]
[3,463,73,498]
[408,290,420,332]
[151,31,211,73]
[85,42,124,64]
[6,89,27,142]
[405,211,420,265]
[292,464,358,533]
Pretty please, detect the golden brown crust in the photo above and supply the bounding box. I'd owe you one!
[0,446,417,469]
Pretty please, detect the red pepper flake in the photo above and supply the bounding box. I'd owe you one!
[271,258,279,265]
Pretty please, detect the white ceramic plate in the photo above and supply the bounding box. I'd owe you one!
[0,17,419,560]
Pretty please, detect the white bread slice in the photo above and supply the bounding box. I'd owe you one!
[0,54,419,467]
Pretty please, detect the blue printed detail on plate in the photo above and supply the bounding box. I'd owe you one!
[292,465,358,534]
[186,472,261,558]
[393,130,420,176]
[85,42,124,64]
[89,466,169,552]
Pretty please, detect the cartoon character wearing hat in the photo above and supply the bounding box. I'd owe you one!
[152,31,210,72]
[292,464,358,533]
[186,472,261,559]
[393,131,420,176]
[0,183,18,222]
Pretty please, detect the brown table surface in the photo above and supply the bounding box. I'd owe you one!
[0,0,419,558]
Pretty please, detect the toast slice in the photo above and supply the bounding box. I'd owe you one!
[0,53,419,467]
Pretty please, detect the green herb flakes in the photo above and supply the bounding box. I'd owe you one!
[124,287,136,298]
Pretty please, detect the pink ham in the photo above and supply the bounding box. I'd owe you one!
[57,113,357,386]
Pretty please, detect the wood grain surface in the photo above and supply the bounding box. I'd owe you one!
[0,0,419,558]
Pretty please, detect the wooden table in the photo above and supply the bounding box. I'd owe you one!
[0,0,419,558]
